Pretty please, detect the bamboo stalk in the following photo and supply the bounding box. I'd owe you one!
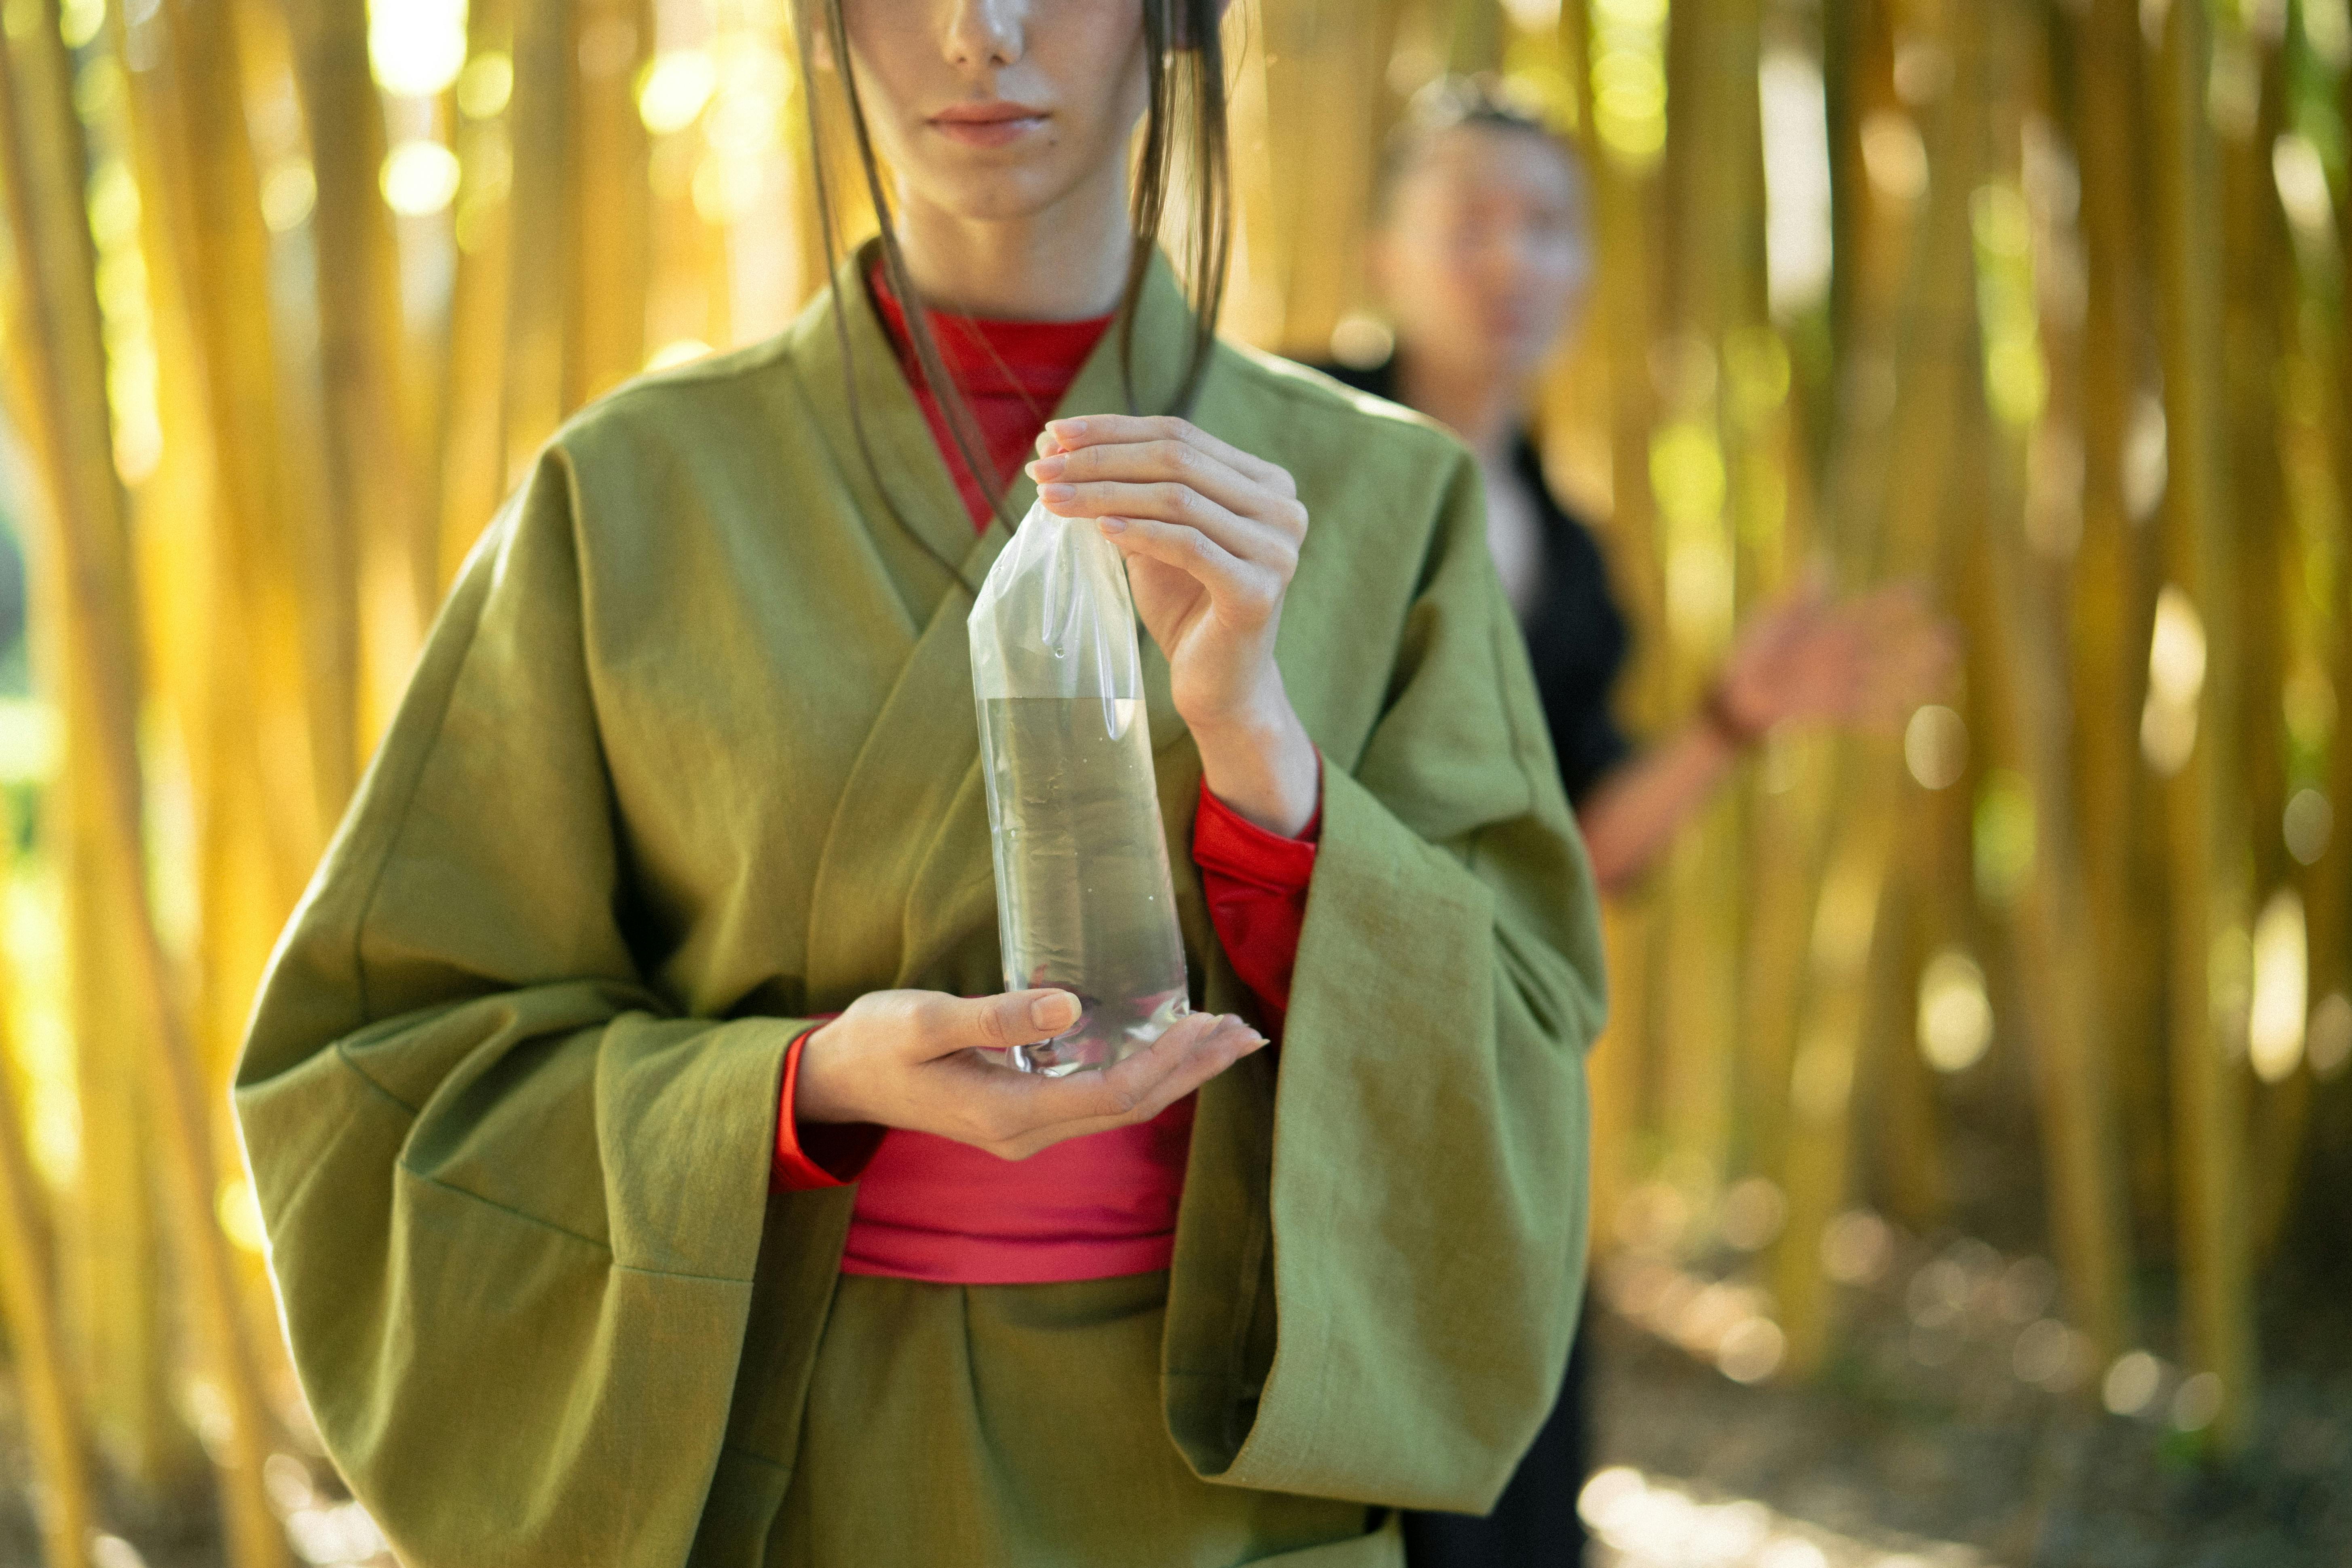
[568,0,652,406]
[2318,1,2352,1080]
[1871,892,1947,1230]
[2146,0,2257,1452]
[2224,26,2312,1265]
[151,0,334,860]
[1737,0,1896,1196]
[437,0,519,582]
[1772,0,1985,1376]
[0,795,89,1568]
[2066,0,2168,1245]
[1259,0,1408,358]
[1570,0,1663,676]
[503,0,575,480]
[1445,0,1503,76]
[1951,0,2140,1369]
[1771,766,1898,1375]
[9,3,184,1498]
[0,1088,87,1565]
[1970,309,2137,1365]
[0,8,290,1563]
[1561,0,1669,1228]
[281,0,430,753]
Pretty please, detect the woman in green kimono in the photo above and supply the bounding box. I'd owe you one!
[233,2,1605,1564]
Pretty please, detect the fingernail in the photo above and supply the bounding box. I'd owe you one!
[1040,482,1074,502]
[1028,454,1065,479]
[1098,516,1126,534]
[1030,992,1079,1030]
[1052,418,1087,438]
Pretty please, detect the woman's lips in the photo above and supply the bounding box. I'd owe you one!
[930,103,1049,148]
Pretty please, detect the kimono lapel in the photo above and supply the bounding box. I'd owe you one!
[785,244,988,613]
[796,243,1209,1002]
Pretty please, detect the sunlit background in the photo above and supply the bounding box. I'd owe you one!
[0,0,2348,1564]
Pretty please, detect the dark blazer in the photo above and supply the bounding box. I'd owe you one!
[1317,357,1633,806]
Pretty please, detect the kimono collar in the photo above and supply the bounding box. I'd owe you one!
[786,236,1206,596]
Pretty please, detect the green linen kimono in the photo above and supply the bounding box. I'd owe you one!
[233,244,1606,1568]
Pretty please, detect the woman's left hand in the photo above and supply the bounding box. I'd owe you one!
[1027,415,1320,835]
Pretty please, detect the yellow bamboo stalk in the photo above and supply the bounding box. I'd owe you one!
[1773,0,1985,1376]
[0,788,88,1568]
[8,4,183,1497]
[503,0,574,481]
[1735,0,1901,1195]
[1649,0,1765,1208]
[2147,0,2256,1452]
[1258,0,1409,358]
[1873,896,1947,1230]
[2225,34,2312,1264]
[1973,349,2136,1367]
[568,0,651,406]
[1771,767,1898,1375]
[2067,0,2168,1242]
[0,8,289,1562]
[0,1058,87,1566]
[2318,11,2352,1073]
[438,0,518,582]
[1576,10,1661,698]
[1555,0,1668,1222]
[281,0,430,754]
[1824,0,1908,373]
[1445,0,1503,76]
[151,0,335,858]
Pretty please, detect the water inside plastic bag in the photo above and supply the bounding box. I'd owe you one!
[969,501,1190,1074]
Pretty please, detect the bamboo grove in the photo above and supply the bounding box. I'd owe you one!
[0,0,2345,1562]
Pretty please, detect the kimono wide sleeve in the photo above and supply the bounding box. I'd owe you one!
[232,447,808,1568]
[1164,441,1608,1516]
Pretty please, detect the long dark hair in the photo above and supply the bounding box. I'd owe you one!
[792,1,1234,538]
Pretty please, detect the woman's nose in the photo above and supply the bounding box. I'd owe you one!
[943,0,1025,68]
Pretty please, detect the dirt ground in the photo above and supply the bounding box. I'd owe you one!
[1589,1137,2352,1568]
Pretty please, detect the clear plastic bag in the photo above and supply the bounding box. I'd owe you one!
[969,499,1191,1075]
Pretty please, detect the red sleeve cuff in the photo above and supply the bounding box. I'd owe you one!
[1191,773,1320,894]
[1192,753,1321,1025]
[772,1019,885,1193]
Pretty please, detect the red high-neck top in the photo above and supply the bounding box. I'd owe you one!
[769,267,1319,1285]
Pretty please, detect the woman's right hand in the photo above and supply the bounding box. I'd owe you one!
[793,989,1268,1161]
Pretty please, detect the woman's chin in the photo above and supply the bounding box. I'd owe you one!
[904,166,1100,228]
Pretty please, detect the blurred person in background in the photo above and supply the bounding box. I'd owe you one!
[1319,78,1955,1568]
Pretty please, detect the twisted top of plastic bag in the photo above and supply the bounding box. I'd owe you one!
[969,500,1143,709]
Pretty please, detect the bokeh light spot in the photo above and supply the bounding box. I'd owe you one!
[2308,992,2352,1080]
[2284,788,2331,865]
[638,49,718,137]
[1904,703,1967,789]
[1972,769,2035,904]
[2103,1349,2163,1416]
[381,140,462,216]
[457,51,514,120]
[216,1175,265,1254]
[369,0,468,99]
[1917,948,1993,1073]
[1716,1317,1785,1383]
[261,159,318,233]
[2249,888,2308,1084]
[2171,1371,2224,1433]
